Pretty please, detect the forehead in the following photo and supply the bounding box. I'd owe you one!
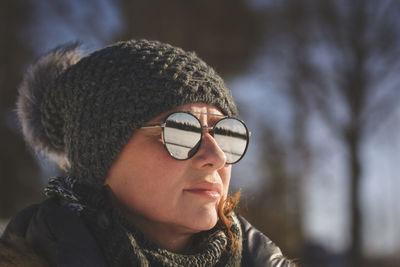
[176,103,223,114]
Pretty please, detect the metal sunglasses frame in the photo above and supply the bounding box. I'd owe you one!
[140,111,250,164]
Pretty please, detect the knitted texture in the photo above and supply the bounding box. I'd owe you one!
[17,39,238,187]
[45,177,242,267]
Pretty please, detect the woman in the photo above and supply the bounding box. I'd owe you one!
[2,39,294,266]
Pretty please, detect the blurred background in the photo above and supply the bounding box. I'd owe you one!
[1,0,400,266]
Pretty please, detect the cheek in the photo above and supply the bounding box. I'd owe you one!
[106,146,187,213]
[219,166,232,196]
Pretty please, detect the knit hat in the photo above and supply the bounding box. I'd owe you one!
[17,39,238,188]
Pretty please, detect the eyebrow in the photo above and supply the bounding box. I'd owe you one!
[143,111,227,128]
[184,111,226,118]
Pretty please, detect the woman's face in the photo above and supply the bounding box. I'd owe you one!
[105,103,231,236]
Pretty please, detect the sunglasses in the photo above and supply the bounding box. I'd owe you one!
[141,111,250,164]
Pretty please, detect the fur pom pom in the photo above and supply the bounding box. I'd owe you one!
[17,43,82,169]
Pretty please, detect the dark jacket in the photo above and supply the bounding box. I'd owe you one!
[2,198,292,267]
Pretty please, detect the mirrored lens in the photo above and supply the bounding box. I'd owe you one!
[213,118,248,164]
[163,112,202,160]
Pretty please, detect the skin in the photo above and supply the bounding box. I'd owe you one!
[104,103,232,252]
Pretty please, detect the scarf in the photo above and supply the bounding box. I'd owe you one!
[45,176,242,267]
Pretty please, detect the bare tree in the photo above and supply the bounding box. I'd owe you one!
[244,131,308,257]
[260,0,400,265]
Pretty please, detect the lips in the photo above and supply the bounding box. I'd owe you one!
[184,182,222,200]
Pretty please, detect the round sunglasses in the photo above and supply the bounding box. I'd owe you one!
[141,111,250,164]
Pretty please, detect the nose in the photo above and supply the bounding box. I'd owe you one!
[191,132,227,170]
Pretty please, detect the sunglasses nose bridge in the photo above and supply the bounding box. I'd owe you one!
[201,125,213,130]
[201,126,214,136]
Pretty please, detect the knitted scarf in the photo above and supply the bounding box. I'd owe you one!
[45,176,242,266]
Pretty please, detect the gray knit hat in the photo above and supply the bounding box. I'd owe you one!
[17,39,238,188]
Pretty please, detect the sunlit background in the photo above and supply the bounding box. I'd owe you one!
[1,0,400,266]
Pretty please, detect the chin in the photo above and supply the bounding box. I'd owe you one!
[186,209,219,232]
